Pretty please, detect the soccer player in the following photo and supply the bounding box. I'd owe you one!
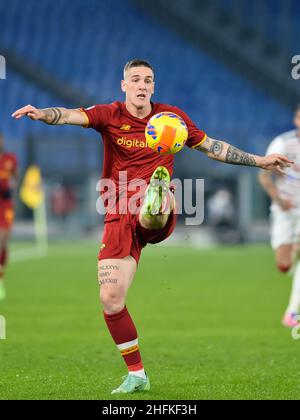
[259,104,300,328]
[12,59,292,393]
[0,133,18,301]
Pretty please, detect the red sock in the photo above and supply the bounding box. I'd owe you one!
[0,247,7,267]
[278,264,290,273]
[104,306,144,372]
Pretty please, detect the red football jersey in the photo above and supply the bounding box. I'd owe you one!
[81,101,206,219]
[0,153,18,202]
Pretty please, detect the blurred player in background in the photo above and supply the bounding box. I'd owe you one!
[259,104,300,328]
[0,133,18,301]
[12,59,292,394]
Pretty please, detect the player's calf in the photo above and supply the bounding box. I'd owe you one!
[0,265,5,301]
[0,241,8,301]
[98,257,146,388]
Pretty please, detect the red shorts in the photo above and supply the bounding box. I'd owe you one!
[0,202,14,231]
[98,211,177,264]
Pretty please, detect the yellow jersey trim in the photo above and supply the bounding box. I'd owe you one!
[79,109,90,128]
[191,134,207,149]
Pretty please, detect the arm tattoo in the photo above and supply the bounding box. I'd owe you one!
[50,108,62,125]
[225,145,257,167]
[209,140,224,157]
[44,108,62,125]
[195,137,257,167]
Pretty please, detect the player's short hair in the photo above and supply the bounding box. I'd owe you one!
[123,59,154,78]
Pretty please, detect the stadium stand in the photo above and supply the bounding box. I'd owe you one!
[217,0,300,53]
[0,0,294,175]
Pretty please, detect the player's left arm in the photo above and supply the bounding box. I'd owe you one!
[196,136,293,174]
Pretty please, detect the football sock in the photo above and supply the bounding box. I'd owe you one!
[0,247,7,281]
[286,262,300,314]
[0,247,7,267]
[128,368,146,379]
[104,306,145,376]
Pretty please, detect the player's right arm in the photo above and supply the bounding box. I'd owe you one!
[258,136,294,211]
[258,170,294,211]
[196,135,293,174]
[12,105,88,126]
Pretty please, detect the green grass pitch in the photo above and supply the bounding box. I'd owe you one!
[0,242,299,400]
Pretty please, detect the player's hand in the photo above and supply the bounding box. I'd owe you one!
[276,198,294,211]
[12,105,44,121]
[259,154,294,175]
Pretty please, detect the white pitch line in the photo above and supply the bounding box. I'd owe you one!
[10,247,48,264]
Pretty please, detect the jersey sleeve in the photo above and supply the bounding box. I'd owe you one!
[171,107,207,149]
[80,104,113,132]
[266,136,284,156]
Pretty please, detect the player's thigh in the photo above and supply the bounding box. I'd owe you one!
[98,256,137,300]
[271,212,296,270]
[271,211,295,251]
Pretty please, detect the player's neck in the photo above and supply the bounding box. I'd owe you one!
[125,101,152,119]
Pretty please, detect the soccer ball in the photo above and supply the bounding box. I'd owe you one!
[145,112,188,155]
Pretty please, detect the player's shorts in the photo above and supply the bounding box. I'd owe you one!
[270,210,300,250]
[0,202,14,231]
[98,211,177,264]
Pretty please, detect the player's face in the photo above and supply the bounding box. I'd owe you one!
[122,66,155,108]
[294,110,300,130]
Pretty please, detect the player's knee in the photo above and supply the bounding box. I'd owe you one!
[100,289,124,314]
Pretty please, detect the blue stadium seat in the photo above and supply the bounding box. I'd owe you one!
[0,0,293,173]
